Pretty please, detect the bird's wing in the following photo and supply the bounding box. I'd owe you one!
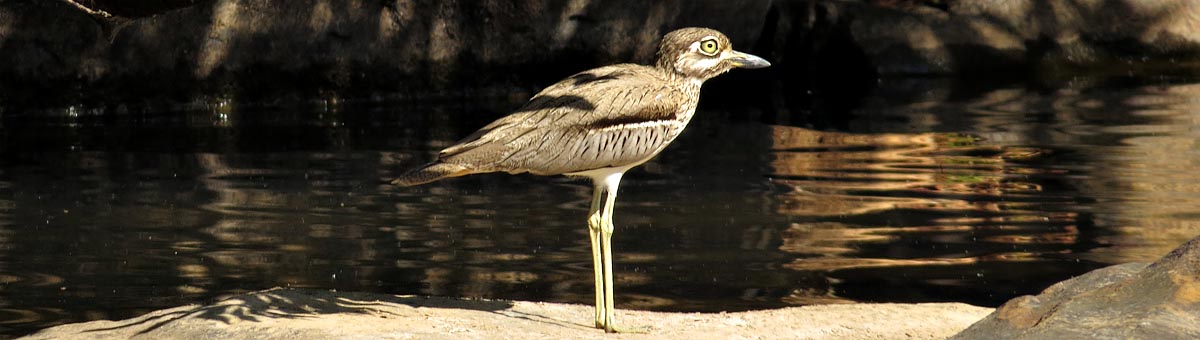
[436,65,692,175]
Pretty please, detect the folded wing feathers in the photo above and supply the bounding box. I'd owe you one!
[395,64,692,182]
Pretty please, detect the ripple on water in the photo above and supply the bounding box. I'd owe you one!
[8,81,1200,337]
[762,126,1095,303]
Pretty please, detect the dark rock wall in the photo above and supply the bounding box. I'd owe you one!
[5,0,1200,107]
[0,0,774,103]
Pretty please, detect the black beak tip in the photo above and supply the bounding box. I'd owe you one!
[732,52,771,69]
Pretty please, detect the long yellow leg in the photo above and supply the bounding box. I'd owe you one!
[587,183,606,328]
[586,171,646,333]
[598,172,622,333]
[600,222,617,332]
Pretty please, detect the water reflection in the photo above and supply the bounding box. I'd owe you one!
[762,127,1090,304]
[3,79,1200,337]
[854,79,1200,263]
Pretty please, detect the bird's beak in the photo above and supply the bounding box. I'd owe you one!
[727,50,771,69]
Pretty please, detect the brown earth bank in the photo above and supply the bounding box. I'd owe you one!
[17,288,992,340]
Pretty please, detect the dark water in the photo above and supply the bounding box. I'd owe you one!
[3,78,1200,337]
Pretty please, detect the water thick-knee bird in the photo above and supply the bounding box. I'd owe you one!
[391,27,769,333]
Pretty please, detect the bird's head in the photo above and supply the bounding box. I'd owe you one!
[655,27,770,81]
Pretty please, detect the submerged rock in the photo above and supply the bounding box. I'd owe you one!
[951,236,1200,340]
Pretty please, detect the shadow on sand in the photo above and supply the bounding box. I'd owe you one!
[63,288,564,336]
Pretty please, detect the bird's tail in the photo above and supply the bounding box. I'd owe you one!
[389,162,475,186]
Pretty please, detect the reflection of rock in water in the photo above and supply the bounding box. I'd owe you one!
[0,176,15,322]
[1075,84,1200,263]
[854,80,1200,264]
[768,128,945,217]
[766,125,1085,304]
[767,79,1200,305]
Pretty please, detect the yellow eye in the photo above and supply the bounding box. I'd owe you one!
[699,39,719,55]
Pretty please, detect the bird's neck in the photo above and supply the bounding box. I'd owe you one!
[650,66,705,121]
[661,69,705,93]
[680,77,706,104]
[667,72,705,129]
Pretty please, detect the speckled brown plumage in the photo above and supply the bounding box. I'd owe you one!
[392,27,765,186]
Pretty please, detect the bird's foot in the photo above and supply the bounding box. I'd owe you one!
[599,323,651,334]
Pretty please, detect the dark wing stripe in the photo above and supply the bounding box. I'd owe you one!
[614,130,629,161]
[436,64,695,175]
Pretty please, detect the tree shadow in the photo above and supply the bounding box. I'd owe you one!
[72,287,590,336]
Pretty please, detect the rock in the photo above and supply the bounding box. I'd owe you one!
[8,0,1200,108]
[833,0,1200,75]
[19,288,991,340]
[951,236,1200,340]
[0,0,771,100]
